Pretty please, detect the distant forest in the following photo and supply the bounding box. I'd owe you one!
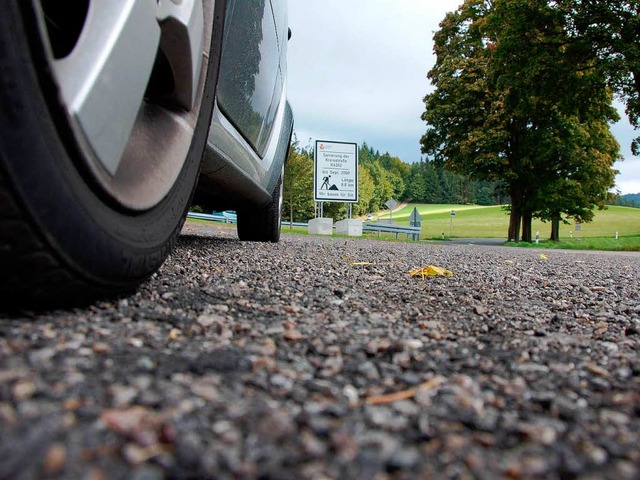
[283,140,508,224]
[609,192,640,208]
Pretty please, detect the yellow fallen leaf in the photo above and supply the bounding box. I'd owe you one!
[409,265,454,278]
[539,254,548,260]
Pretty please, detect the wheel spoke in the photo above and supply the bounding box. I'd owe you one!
[156,0,205,111]
[53,0,161,175]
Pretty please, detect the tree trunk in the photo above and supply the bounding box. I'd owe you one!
[521,212,532,242]
[508,185,522,242]
[550,217,560,241]
[508,210,521,242]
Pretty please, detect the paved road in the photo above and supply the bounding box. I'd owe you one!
[1,222,639,479]
[441,237,508,247]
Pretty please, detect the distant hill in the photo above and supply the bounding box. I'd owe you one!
[616,193,640,208]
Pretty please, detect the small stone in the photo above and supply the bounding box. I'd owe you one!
[366,405,408,431]
[0,403,17,426]
[343,384,360,407]
[357,361,380,380]
[474,306,488,315]
[13,380,37,400]
[599,409,630,426]
[43,444,66,475]
[388,447,419,469]
[301,430,326,457]
[283,329,304,341]
[330,431,358,461]
[136,356,156,371]
[517,422,557,445]
[625,326,638,336]
[197,314,224,328]
[128,338,144,348]
[109,385,138,407]
[190,383,218,402]
[580,286,593,296]
[402,339,423,350]
[168,329,182,340]
[506,454,550,477]
[256,410,295,442]
[514,363,550,375]
[593,321,608,336]
[392,400,419,417]
[92,343,110,353]
[584,444,608,465]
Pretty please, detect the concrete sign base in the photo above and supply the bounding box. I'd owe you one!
[308,218,333,235]
[335,219,362,237]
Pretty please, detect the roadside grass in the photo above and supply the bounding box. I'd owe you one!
[506,236,640,251]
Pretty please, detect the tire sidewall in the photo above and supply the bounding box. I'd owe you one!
[0,1,222,286]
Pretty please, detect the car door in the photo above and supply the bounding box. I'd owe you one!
[216,0,286,161]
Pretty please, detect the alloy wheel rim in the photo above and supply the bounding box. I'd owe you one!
[35,0,213,210]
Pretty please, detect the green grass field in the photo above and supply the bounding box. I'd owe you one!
[374,204,640,240]
[187,204,640,251]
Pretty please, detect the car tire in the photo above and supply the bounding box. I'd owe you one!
[237,168,284,243]
[0,0,225,307]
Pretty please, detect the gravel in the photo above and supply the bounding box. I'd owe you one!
[1,222,639,479]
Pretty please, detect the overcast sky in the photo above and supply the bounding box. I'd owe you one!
[287,0,640,195]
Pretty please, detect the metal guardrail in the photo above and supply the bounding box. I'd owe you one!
[363,222,421,241]
[281,221,312,228]
[187,212,237,223]
[187,214,311,228]
[187,214,420,240]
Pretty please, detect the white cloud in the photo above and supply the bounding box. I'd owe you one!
[287,0,640,193]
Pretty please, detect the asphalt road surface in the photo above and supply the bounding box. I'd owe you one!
[1,221,639,479]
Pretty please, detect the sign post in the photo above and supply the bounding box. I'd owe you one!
[409,207,422,227]
[450,210,456,237]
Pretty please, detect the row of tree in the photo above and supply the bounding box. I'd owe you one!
[283,139,505,224]
[608,192,640,208]
[421,0,638,242]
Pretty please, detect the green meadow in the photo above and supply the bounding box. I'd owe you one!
[377,204,640,241]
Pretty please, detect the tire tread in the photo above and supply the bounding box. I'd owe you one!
[0,167,116,308]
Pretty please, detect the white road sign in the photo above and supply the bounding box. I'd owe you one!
[314,140,358,202]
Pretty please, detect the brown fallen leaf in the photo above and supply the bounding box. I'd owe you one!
[366,376,445,405]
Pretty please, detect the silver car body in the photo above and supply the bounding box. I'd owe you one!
[197,0,293,210]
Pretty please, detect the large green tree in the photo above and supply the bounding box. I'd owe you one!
[557,0,640,153]
[422,0,621,241]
